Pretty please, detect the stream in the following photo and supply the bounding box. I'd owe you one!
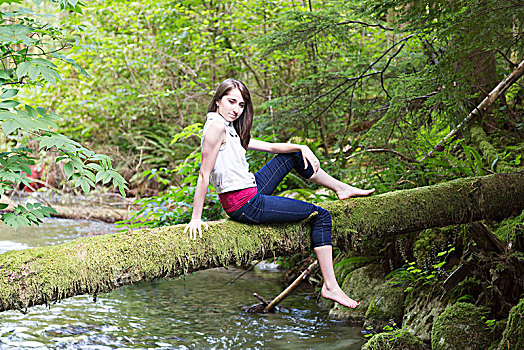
[0,218,365,349]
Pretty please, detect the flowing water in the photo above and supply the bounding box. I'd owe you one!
[0,218,365,349]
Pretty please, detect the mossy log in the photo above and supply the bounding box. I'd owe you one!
[0,172,523,312]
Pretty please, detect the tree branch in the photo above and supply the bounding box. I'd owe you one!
[420,58,524,162]
[291,34,414,132]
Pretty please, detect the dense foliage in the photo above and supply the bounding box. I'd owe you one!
[13,0,524,228]
[0,0,127,228]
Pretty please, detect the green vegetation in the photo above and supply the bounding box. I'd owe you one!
[431,302,494,350]
[362,329,428,350]
[15,0,521,216]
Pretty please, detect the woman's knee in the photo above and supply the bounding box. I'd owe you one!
[316,207,332,227]
[310,207,332,247]
[288,151,314,179]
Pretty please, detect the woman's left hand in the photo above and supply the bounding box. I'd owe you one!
[300,145,320,174]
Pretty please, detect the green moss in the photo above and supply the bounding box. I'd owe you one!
[364,280,406,330]
[494,209,524,244]
[0,218,311,312]
[362,329,428,350]
[431,302,494,350]
[413,228,439,262]
[469,123,518,174]
[497,298,524,350]
[328,264,386,323]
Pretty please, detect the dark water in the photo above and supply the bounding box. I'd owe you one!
[0,218,365,349]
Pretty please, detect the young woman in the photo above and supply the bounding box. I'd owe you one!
[185,78,374,308]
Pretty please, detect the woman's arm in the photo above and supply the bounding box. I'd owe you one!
[248,139,320,173]
[184,121,225,239]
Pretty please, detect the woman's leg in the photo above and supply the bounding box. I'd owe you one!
[255,152,374,199]
[309,168,375,199]
[315,245,359,308]
[229,194,359,308]
[254,152,313,195]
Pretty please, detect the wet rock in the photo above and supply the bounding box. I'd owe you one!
[431,302,493,349]
[328,264,385,324]
[402,288,446,342]
[361,329,429,350]
[363,279,406,331]
[497,297,524,350]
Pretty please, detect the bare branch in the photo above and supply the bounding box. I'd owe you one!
[290,34,415,131]
[336,20,393,31]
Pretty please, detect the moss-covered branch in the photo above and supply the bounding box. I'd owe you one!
[469,123,519,174]
[1,172,523,312]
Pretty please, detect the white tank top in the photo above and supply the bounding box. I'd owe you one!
[202,112,256,194]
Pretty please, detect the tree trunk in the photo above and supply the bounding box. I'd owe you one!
[0,172,522,312]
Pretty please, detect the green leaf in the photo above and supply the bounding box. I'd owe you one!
[1,89,18,99]
[95,170,106,183]
[39,68,56,85]
[102,171,112,184]
[86,163,102,171]
[83,169,96,182]
[2,212,18,229]
[64,162,74,179]
[30,58,58,68]
[27,63,40,81]
[2,119,18,135]
[0,111,16,120]
[490,156,499,172]
[19,163,31,176]
[25,105,38,118]
[16,215,30,227]
[0,203,8,210]
[39,67,61,86]
[0,100,19,109]
[16,61,31,79]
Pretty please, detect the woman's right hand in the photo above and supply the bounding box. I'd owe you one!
[184,218,209,240]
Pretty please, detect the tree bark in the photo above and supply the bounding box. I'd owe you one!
[0,172,523,312]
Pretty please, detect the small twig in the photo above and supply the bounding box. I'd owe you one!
[336,20,394,31]
[135,142,145,172]
[253,293,270,306]
[347,148,418,165]
[263,260,318,313]
[229,260,261,285]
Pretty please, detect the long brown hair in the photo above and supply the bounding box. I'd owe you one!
[208,78,253,150]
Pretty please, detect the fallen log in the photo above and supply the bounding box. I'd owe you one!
[49,204,130,223]
[0,195,131,223]
[0,172,522,312]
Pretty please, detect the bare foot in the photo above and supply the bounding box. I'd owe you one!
[321,284,360,308]
[336,185,375,200]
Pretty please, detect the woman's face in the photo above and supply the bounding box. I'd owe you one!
[217,88,245,122]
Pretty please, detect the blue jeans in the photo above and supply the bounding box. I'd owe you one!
[228,152,332,247]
